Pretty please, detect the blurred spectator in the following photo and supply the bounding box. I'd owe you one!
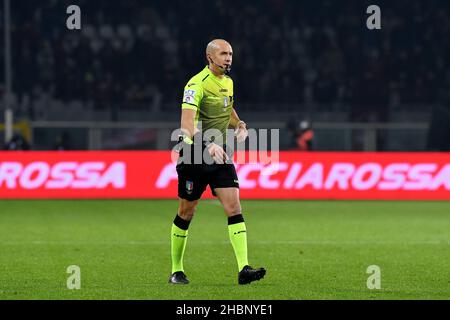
[295,120,314,151]
[53,131,72,151]
[287,119,314,150]
[3,133,31,151]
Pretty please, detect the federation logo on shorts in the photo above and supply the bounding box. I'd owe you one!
[186,181,194,195]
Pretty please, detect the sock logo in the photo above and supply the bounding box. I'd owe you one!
[234,230,246,235]
[186,181,193,195]
[173,233,187,238]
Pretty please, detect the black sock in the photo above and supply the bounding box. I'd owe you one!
[174,214,191,230]
[228,214,245,225]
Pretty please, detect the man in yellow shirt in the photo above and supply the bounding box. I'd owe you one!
[169,39,266,285]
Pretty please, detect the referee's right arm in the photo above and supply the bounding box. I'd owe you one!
[180,108,197,140]
[180,82,202,141]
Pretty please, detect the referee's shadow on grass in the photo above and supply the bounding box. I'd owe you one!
[162,279,273,287]
[187,282,274,288]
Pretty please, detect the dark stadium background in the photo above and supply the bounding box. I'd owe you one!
[1,0,450,151]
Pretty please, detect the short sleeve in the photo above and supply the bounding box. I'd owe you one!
[181,83,203,110]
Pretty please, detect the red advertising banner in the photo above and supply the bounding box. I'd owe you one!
[0,151,450,200]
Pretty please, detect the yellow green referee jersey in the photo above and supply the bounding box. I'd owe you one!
[181,66,234,141]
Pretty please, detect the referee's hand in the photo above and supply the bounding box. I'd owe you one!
[235,122,248,143]
[207,143,229,164]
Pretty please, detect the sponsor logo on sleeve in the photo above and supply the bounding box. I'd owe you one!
[183,90,196,104]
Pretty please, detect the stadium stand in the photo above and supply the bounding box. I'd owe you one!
[0,0,448,122]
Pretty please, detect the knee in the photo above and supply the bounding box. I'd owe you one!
[178,201,197,221]
[224,202,242,216]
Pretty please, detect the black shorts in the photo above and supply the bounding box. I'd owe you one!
[176,162,239,201]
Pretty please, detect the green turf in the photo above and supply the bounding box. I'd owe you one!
[0,200,449,300]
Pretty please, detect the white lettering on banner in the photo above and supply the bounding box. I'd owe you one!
[153,161,450,192]
[156,163,177,188]
[404,164,436,190]
[98,162,126,188]
[378,163,409,190]
[0,161,126,189]
[260,163,288,189]
[295,163,323,189]
[46,162,77,189]
[429,164,450,190]
[324,163,356,190]
[283,163,302,189]
[72,162,104,189]
[0,162,23,188]
[352,163,382,190]
[239,164,263,189]
[21,162,50,189]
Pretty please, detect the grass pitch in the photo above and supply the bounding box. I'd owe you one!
[0,200,449,300]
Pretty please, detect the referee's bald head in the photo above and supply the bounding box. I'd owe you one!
[206,39,232,55]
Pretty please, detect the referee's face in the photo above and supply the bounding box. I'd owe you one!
[209,40,233,73]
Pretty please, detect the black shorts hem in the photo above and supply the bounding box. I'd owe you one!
[210,183,240,197]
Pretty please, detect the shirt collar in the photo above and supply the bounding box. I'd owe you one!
[204,65,225,80]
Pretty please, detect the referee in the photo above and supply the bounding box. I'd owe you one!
[169,39,266,285]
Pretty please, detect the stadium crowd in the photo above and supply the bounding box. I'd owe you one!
[1,0,450,121]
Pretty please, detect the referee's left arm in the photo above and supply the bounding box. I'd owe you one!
[230,108,248,143]
[230,108,246,129]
